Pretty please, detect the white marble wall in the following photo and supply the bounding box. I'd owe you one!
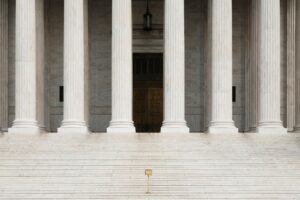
[6,0,290,133]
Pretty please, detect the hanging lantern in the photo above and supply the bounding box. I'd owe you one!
[143,0,152,31]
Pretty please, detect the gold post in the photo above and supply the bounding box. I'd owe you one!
[145,169,152,194]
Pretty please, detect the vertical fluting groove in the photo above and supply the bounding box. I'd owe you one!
[287,0,296,131]
[208,0,237,133]
[161,0,189,133]
[0,0,8,130]
[295,0,300,130]
[60,0,88,129]
[107,0,135,133]
[258,0,286,133]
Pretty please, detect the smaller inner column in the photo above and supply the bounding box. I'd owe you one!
[0,0,8,132]
[294,0,300,131]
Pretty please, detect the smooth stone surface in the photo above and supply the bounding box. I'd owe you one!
[7,127,41,134]
[257,126,288,135]
[0,132,300,199]
[107,126,136,134]
[208,126,239,134]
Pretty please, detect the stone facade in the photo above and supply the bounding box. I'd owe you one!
[0,0,297,133]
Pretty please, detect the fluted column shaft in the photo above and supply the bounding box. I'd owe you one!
[9,0,44,134]
[0,0,8,131]
[161,0,189,133]
[287,0,296,131]
[107,0,135,133]
[257,0,286,134]
[36,0,45,131]
[208,0,238,134]
[249,0,259,131]
[295,0,300,131]
[58,0,89,134]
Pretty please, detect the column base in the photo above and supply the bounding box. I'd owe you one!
[160,121,190,133]
[58,120,89,134]
[257,122,287,134]
[294,125,300,133]
[8,120,41,134]
[107,121,136,133]
[208,121,238,134]
[249,127,258,132]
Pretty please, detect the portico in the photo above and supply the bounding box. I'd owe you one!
[0,0,298,134]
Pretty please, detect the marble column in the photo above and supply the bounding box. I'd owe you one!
[295,0,300,131]
[107,0,135,133]
[58,0,89,134]
[0,0,8,132]
[36,0,46,131]
[161,0,189,133]
[248,0,260,132]
[257,0,286,134]
[9,0,44,134]
[208,0,238,134]
[287,0,296,131]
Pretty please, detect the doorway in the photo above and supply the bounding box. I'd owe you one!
[133,53,163,132]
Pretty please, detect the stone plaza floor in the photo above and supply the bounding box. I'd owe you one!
[0,132,300,199]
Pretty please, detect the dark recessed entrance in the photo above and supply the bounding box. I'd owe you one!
[133,53,163,133]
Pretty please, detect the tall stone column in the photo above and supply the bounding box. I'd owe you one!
[295,0,300,131]
[208,0,238,134]
[36,0,46,131]
[248,0,260,132]
[161,0,189,133]
[9,0,44,134]
[257,0,286,134]
[0,0,8,132]
[58,0,89,134]
[107,0,135,133]
[287,0,296,132]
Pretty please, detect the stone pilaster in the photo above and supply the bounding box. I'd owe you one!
[161,0,189,133]
[9,0,44,134]
[58,0,89,134]
[107,0,135,133]
[287,0,296,132]
[295,0,300,131]
[208,0,238,134]
[257,0,286,134]
[0,0,8,132]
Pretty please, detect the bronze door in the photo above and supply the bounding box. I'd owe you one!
[133,53,163,132]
